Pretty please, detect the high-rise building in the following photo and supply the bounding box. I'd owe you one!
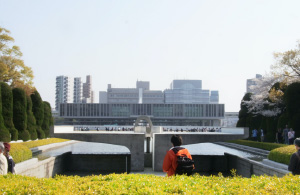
[73,77,82,103]
[82,75,94,103]
[164,80,219,104]
[247,74,262,93]
[55,75,73,111]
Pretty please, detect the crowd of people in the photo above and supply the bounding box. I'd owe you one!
[275,125,296,145]
[163,127,222,132]
[0,142,15,175]
[74,126,134,131]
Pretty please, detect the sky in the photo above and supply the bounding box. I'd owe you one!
[1,0,300,112]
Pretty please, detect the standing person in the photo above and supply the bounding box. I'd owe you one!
[260,129,264,142]
[288,138,300,175]
[3,143,15,173]
[252,129,258,141]
[288,129,295,145]
[0,142,8,175]
[283,125,289,145]
[163,135,193,176]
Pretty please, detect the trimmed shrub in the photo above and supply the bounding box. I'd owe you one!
[36,126,45,139]
[0,174,300,194]
[0,84,11,142]
[26,95,37,140]
[21,138,69,149]
[268,145,295,165]
[0,82,18,140]
[41,101,52,137]
[228,139,286,151]
[12,88,30,141]
[9,143,32,163]
[30,91,44,127]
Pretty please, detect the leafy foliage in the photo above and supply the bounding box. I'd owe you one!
[26,95,37,140]
[20,138,69,149]
[9,143,32,163]
[31,91,44,126]
[12,88,30,141]
[42,101,52,138]
[0,82,18,140]
[268,145,296,165]
[9,138,69,163]
[0,83,10,142]
[0,26,34,95]
[0,173,300,194]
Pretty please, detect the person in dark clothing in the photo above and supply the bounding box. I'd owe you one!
[3,143,15,174]
[288,138,300,175]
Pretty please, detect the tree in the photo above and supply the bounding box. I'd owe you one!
[0,26,34,95]
[236,93,251,127]
[0,83,11,142]
[242,75,283,117]
[0,82,18,140]
[27,95,37,140]
[13,88,30,141]
[31,90,44,139]
[42,101,52,137]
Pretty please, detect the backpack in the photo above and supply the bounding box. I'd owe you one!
[172,147,194,176]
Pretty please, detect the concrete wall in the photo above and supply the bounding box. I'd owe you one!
[67,154,130,173]
[52,131,145,172]
[226,153,290,177]
[15,152,131,178]
[15,153,69,178]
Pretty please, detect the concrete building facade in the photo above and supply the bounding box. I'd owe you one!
[59,103,224,126]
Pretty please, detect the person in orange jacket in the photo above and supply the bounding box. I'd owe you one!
[162,135,193,176]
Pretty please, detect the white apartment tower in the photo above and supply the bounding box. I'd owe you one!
[55,76,73,111]
[73,77,82,103]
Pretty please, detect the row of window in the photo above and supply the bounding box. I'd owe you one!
[60,103,224,118]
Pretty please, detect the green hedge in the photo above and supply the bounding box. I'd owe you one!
[268,145,295,165]
[0,174,299,194]
[9,138,69,163]
[10,143,32,163]
[20,138,69,149]
[228,140,286,151]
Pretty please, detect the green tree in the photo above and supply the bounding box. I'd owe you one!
[27,95,37,140]
[0,83,11,142]
[31,90,44,139]
[0,27,34,95]
[0,82,18,140]
[42,101,52,137]
[13,88,30,141]
[236,93,251,127]
[272,42,300,83]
